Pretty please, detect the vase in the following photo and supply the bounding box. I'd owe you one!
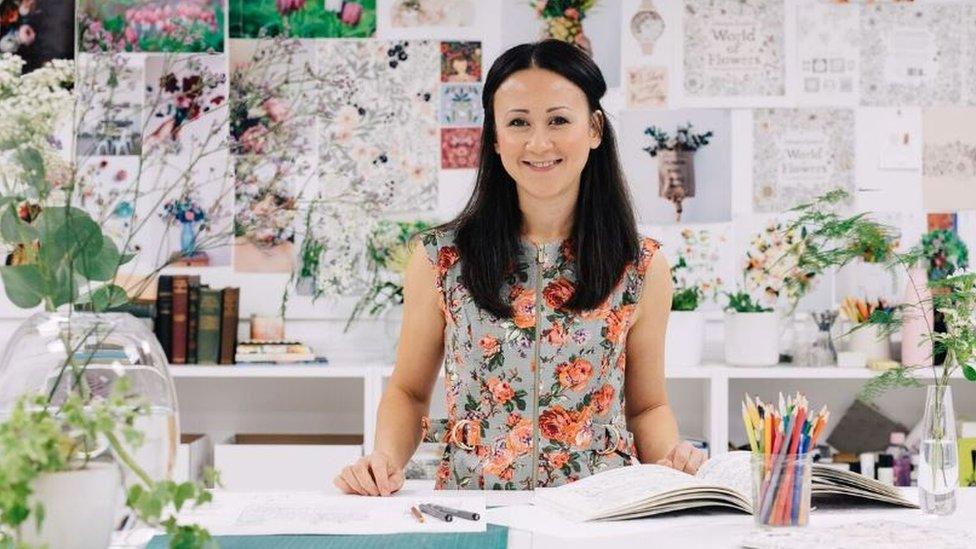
[665,310,705,367]
[919,384,958,515]
[802,310,837,367]
[901,266,934,368]
[656,149,696,222]
[383,305,404,362]
[724,311,780,367]
[0,312,179,485]
[180,221,197,256]
[21,462,121,549]
[846,324,891,363]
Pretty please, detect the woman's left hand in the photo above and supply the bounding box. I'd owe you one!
[656,441,706,475]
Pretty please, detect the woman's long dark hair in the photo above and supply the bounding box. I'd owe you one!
[441,39,640,319]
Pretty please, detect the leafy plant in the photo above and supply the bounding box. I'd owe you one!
[0,379,217,547]
[724,291,773,313]
[921,228,969,282]
[670,256,702,311]
[775,189,900,308]
[344,219,435,332]
[0,46,293,546]
[642,123,713,157]
[769,190,976,401]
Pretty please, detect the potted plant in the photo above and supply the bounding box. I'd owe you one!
[663,228,723,368]
[642,123,713,222]
[666,259,706,368]
[722,290,778,366]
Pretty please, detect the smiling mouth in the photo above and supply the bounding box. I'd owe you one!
[522,159,563,169]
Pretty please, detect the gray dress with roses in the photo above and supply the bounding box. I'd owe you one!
[419,228,660,490]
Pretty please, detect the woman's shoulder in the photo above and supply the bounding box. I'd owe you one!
[415,226,461,276]
[635,235,662,276]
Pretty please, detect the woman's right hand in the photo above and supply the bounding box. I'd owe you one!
[333,451,405,496]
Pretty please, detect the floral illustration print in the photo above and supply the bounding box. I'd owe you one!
[420,228,660,490]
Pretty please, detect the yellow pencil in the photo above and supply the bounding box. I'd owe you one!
[742,402,758,453]
[763,410,772,468]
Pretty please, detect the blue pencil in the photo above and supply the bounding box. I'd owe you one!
[790,433,809,524]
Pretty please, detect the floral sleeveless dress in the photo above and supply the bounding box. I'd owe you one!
[419,228,660,490]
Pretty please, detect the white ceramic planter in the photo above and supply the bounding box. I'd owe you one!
[666,310,705,367]
[846,323,892,362]
[21,462,121,549]
[724,311,780,366]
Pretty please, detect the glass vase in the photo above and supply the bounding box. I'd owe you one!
[805,310,838,367]
[180,221,197,256]
[919,384,958,515]
[0,312,179,485]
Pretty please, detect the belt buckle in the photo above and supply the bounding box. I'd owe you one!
[597,423,621,455]
[450,418,476,451]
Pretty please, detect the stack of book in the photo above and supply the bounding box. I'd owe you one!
[235,340,317,363]
[155,275,240,365]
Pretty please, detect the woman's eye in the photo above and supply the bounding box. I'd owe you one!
[550,116,569,125]
[508,118,528,127]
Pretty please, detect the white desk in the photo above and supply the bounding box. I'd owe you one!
[112,481,976,548]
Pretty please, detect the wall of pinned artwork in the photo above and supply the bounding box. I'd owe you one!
[2,1,975,358]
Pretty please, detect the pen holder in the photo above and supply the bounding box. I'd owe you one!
[751,452,813,527]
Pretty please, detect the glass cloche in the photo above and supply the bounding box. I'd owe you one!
[0,311,179,483]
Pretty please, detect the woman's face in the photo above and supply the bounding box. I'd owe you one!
[493,68,602,201]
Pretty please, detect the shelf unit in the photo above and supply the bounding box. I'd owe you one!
[169,362,973,459]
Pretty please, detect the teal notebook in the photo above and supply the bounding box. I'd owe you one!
[147,524,508,549]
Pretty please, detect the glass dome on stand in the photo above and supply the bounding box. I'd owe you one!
[0,311,179,484]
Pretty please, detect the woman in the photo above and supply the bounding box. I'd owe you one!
[335,40,705,496]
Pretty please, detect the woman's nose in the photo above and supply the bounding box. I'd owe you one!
[525,127,553,153]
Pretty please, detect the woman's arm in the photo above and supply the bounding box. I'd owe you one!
[334,239,446,496]
[624,249,705,474]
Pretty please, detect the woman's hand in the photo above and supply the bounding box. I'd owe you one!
[333,451,405,496]
[656,441,706,475]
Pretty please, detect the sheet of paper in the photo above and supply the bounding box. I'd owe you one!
[741,520,971,549]
[174,491,486,535]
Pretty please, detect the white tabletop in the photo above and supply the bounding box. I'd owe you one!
[112,481,976,548]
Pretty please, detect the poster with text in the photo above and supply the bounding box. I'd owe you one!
[753,109,855,213]
[794,1,859,106]
[681,0,786,103]
[860,3,976,107]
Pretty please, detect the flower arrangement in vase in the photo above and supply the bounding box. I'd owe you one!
[642,123,713,221]
[161,193,209,265]
[532,0,597,56]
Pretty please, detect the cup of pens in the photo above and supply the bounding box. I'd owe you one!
[742,393,828,528]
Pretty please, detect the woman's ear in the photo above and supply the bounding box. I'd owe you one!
[590,110,604,149]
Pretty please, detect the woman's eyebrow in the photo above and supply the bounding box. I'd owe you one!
[505,106,571,114]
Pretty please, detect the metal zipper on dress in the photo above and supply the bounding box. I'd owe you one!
[531,243,544,489]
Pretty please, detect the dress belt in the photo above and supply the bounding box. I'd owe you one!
[421,415,627,456]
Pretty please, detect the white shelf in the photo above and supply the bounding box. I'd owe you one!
[170,363,963,380]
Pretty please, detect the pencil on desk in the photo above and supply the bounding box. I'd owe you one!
[411,505,425,524]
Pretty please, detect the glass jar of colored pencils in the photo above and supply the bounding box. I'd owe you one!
[751,452,813,527]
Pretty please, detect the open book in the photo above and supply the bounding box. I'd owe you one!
[535,451,917,521]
